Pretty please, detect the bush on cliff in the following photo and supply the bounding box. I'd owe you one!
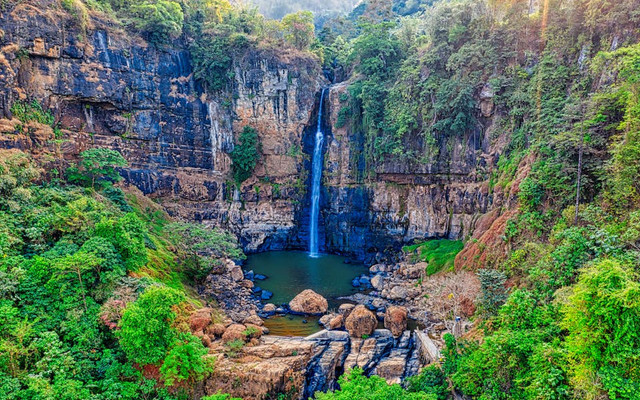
[66,148,128,189]
[230,126,261,185]
[129,0,184,45]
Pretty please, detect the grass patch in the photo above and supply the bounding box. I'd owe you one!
[402,239,464,275]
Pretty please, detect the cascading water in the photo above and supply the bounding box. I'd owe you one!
[309,88,326,258]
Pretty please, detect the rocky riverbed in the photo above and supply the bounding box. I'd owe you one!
[191,255,454,399]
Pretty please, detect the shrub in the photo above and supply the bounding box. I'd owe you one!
[229,126,260,184]
[117,285,185,364]
[314,367,435,399]
[129,0,184,45]
[402,240,464,275]
[477,269,508,316]
[159,332,213,386]
[66,148,127,189]
[561,259,640,399]
[10,100,55,126]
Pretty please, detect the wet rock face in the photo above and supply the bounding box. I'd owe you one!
[320,81,513,262]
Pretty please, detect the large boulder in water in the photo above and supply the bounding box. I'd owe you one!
[289,289,328,315]
[384,306,408,338]
[345,305,377,338]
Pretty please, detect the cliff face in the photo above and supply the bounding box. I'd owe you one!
[0,1,512,262]
[318,82,513,261]
[0,1,323,253]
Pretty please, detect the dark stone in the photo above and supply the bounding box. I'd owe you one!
[351,277,361,288]
[252,286,262,293]
[254,274,267,280]
[261,290,273,300]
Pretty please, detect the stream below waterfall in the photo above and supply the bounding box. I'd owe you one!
[243,251,369,336]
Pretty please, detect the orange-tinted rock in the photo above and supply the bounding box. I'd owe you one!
[289,289,328,315]
[384,306,407,338]
[222,324,247,343]
[345,305,377,338]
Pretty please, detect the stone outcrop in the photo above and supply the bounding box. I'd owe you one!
[344,305,377,338]
[289,289,329,315]
[319,81,518,262]
[384,306,408,338]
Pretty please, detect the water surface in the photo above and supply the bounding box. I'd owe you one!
[244,251,369,335]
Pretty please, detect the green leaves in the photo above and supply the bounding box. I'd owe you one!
[66,148,127,189]
[129,0,184,45]
[282,11,315,51]
[117,285,185,365]
[230,126,260,185]
[561,259,640,399]
[315,367,435,400]
[159,332,213,386]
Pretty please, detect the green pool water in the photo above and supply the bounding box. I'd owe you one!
[243,251,369,336]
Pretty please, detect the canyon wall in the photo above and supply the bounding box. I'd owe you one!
[318,82,512,261]
[0,1,324,252]
[0,1,513,262]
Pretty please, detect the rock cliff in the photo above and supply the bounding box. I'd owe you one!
[0,1,513,262]
[0,0,325,253]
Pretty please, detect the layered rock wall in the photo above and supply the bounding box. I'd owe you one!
[0,1,323,253]
[0,1,513,261]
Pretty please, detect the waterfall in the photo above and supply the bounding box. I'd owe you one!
[309,88,326,257]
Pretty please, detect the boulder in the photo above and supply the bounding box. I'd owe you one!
[243,314,264,326]
[338,303,355,318]
[371,274,384,290]
[244,323,263,339]
[319,314,333,329]
[227,261,244,282]
[189,308,213,332]
[329,315,344,330]
[345,305,377,338]
[222,324,247,343]
[263,303,276,314]
[261,290,273,300]
[240,279,254,289]
[289,289,328,315]
[400,263,426,279]
[207,323,227,338]
[384,306,408,338]
[388,285,408,300]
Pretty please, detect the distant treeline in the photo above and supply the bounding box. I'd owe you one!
[246,0,361,20]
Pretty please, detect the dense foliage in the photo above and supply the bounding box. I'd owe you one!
[229,126,261,185]
[316,0,640,399]
[0,149,240,399]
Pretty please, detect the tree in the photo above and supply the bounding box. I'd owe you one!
[66,148,127,189]
[166,222,244,281]
[117,286,185,365]
[159,332,212,386]
[130,0,184,45]
[229,126,260,184]
[52,251,103,311]
[281,11,315,51]
[561,259,640,399]
[315,368,435,400]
